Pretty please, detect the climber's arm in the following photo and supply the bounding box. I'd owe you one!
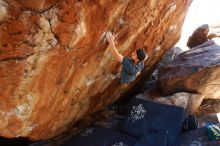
[106,32,123,63]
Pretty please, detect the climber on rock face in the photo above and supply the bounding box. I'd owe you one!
[106,32,148,84]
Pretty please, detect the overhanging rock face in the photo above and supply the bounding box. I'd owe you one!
[0,0,191,140]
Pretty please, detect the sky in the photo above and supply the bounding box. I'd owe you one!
[176,0,220,50]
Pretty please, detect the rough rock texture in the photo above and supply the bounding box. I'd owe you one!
[136,92,204,114]
[17,0,59,12]
[187,24,220,49]
[159,46,183,66]
[186,24,209,49]
[151,92,204,113]
[196,99,220,127]
[0,0,191,140]
[159,40,220,99]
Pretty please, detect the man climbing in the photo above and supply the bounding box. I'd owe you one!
[106,32,147,84]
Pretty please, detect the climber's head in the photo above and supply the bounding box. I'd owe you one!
[131,48,147,63]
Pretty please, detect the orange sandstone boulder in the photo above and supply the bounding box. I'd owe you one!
[0,0,191,140]
[18,0,60,12]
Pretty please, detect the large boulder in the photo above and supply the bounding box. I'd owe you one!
[0,0,192,140]
[186,24,220,49]
[151,92,204,113]
[136,92,204,114]
[186,24,209,49]
[17,0,59,12]
[159,46,183,66]
[159,40,220,99]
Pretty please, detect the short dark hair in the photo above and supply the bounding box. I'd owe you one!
[136,49,146,61]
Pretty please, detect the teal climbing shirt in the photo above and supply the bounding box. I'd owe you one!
[121,57,144,84]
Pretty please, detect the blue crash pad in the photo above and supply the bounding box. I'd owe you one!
[120,98,184,146]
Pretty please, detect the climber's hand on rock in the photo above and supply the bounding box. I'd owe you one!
[106,32,114,44]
